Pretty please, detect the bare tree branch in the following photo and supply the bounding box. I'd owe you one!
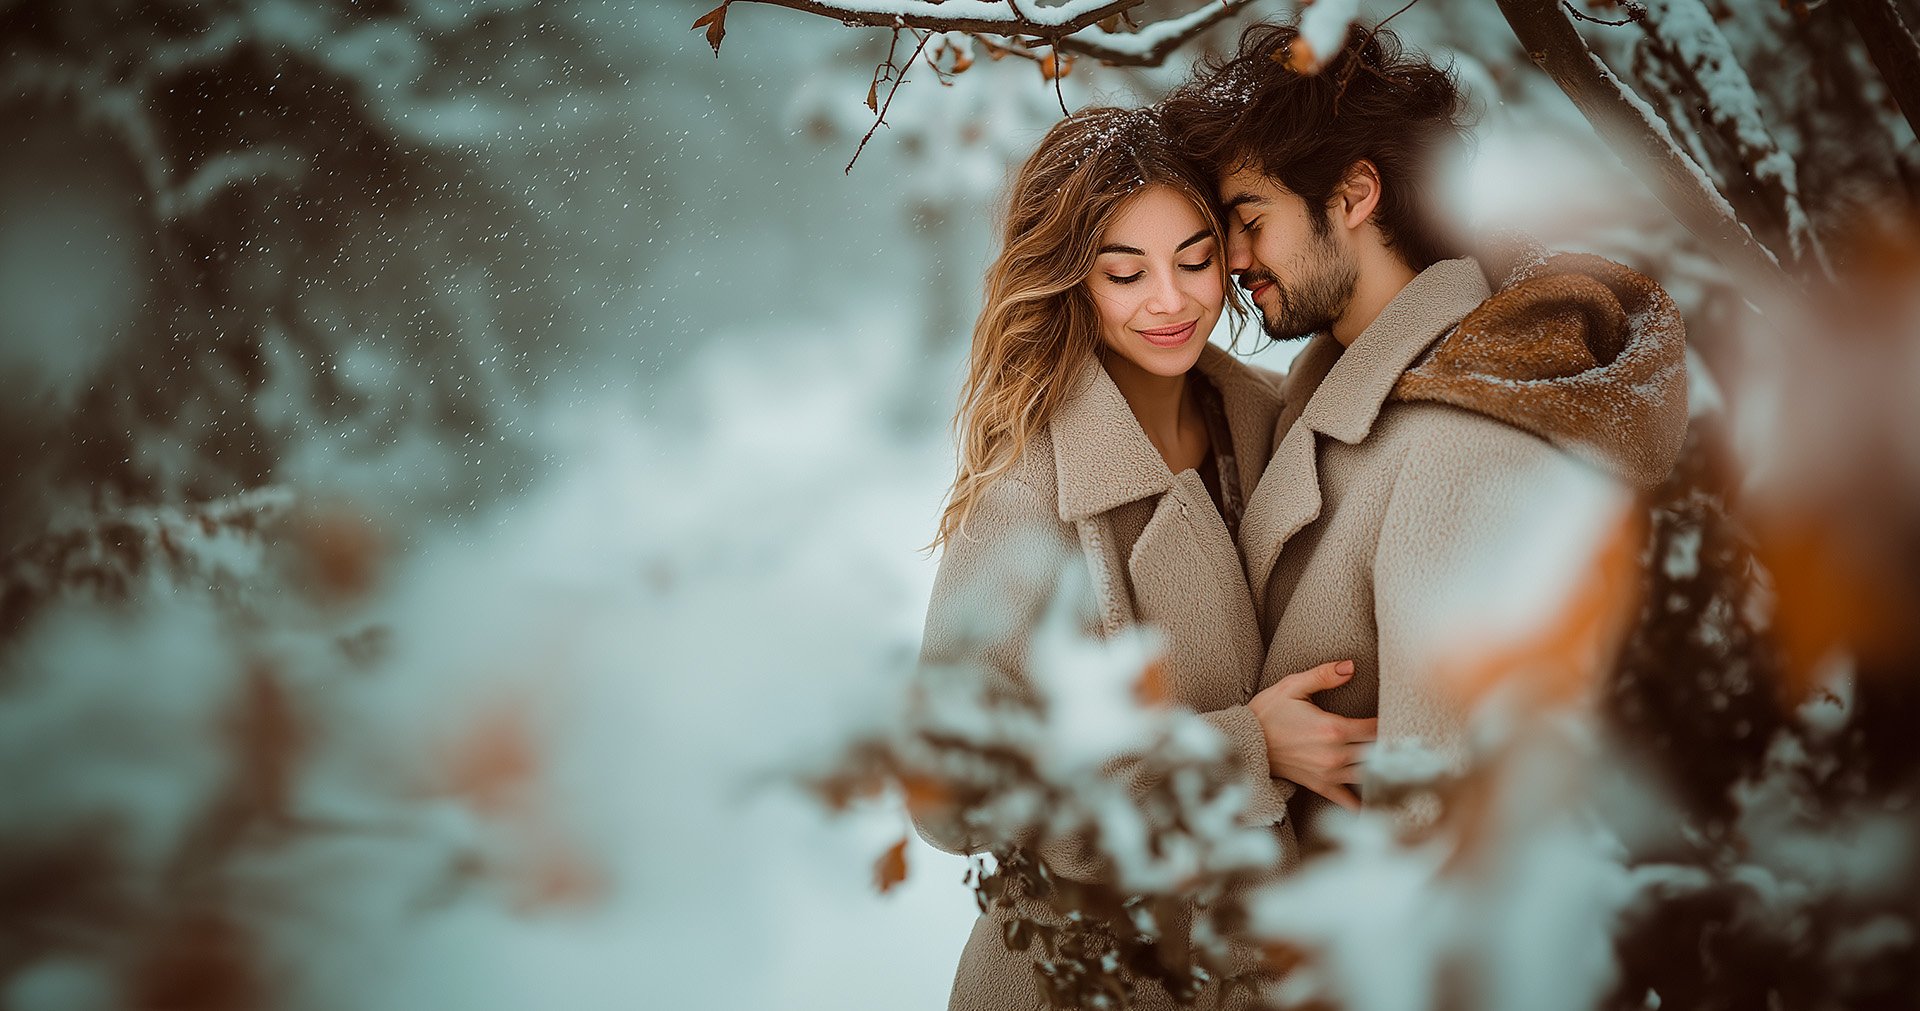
[1836,0,1920,141]
[726,0,1143,39]
[1494,0,1798,292]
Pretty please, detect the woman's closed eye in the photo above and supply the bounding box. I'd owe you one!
[1105,257,1213,284]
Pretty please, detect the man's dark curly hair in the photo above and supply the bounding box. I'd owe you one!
[1162,21,1471,272]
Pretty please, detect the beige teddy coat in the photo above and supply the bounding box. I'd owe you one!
[1241,254,1690,848]
[913,342,1295,1011]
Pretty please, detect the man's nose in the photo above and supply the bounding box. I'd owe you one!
[1226,228,1253,273]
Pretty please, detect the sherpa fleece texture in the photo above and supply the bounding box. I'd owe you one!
[1244,252,1689,849]
[914,342,1292,1011]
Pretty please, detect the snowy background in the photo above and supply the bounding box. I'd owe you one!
[3,0,1913,1008]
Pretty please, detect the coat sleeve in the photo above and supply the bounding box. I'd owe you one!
[1371,413,1621,771]
[912,474,1290,883]
[910,473,1077,857]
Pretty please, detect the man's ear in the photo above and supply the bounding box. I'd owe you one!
[1333,159,1382,231]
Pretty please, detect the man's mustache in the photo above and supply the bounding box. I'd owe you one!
[1239,271,1277,294]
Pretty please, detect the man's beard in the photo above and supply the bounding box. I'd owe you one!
[1246,230,1358,343]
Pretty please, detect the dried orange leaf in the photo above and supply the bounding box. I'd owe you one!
[1281,39,1321,73]
[874,837,909,894]
[690,3,728,56]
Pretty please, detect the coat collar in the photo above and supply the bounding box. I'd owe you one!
[1050,342,1282,522]
[1294,257,1493,445]
[1240,258,1491,594]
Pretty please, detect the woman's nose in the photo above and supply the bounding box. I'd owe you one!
[1144,270,1183,314]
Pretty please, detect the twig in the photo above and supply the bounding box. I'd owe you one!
[1333,0,1427,110]
[847,28,936,173]
[1564,0,1644,26]
[727,0,1143,38]
[1051,39,1069,115]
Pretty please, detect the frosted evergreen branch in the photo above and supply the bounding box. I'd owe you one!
[1637,0,1831,278]
[1836,0,1920,142]
[1492,0,1797,294]
[1056,0,1257,68]
[1,487,297,631]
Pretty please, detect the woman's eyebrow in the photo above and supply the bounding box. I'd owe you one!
[1097,229,1215,256]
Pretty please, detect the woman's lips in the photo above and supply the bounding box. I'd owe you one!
[1137,320,1198,348]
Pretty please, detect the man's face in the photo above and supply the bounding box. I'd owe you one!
[1218,165,1358,343]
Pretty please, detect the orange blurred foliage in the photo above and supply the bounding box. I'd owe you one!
[1754,516,1911,703]
[441,702,540,816]
[286,504,387,604]
[1133,657,1172,708]
[1440,506,1647,715]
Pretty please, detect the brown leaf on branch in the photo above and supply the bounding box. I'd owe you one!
[691,3,729,56]
[865,77,879,113]
[874,836,909,894]
[1038,51,1075,81]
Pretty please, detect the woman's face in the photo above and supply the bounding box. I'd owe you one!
[1085,184,1225,379]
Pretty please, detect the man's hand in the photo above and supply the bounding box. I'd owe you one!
[1248,660,1376,810]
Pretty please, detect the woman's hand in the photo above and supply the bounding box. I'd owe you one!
[1248,660,1376,810]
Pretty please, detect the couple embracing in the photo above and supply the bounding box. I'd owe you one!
[913,20,1689,1011]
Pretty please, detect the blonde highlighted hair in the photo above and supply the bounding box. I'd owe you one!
[934,106,1243,548]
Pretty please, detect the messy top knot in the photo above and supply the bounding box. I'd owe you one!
[1162,20,1472,272]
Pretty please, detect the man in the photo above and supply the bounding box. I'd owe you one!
[1162,22,1691,844]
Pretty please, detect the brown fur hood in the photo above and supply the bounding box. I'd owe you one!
[1389,240,1690,490]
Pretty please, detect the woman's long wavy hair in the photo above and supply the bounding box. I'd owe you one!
[935,106,1243,549]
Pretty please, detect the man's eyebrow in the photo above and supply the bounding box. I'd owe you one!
[1223,193,1265,211]
[1098,229,1215,256]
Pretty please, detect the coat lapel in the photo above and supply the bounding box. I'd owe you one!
[1237,258,1493,596]
[1050,356,1172,522]
[1130,469,1264,701]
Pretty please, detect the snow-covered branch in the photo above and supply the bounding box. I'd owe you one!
[1057,1,1256,68]
[713,0,1253,68]
[1636,0,1831,277]
[1492,0,1797,292]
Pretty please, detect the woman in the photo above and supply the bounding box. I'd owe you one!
[914,107,1345,1011]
